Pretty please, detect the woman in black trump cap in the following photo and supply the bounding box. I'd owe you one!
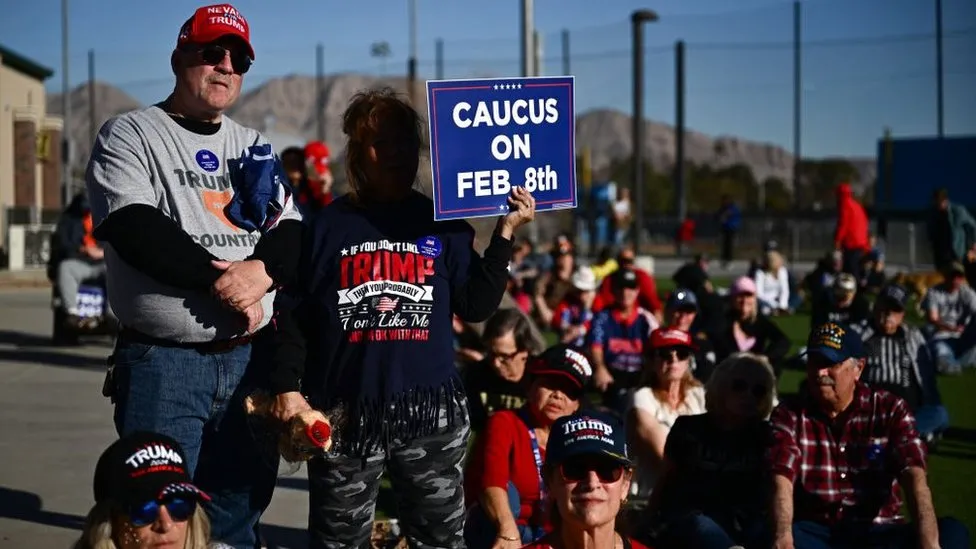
[522,410,655,549]
[73,431,222,549]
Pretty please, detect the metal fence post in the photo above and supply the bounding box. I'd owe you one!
[792,222,800,264]
[908,223,917,272]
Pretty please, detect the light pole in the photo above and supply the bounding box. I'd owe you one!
[936,0,944,137]
[631,9,659,253]
[61,0,72,206]
[407,0,418,105]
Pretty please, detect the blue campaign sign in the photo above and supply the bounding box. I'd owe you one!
[426,76,577,221]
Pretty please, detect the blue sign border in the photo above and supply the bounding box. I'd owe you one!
[426,76,578,221]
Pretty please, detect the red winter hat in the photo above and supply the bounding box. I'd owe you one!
[177,4,255,59]
[304,141,332,176]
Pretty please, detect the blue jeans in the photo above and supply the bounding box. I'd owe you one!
[110,333,279,549]
[655,511,768,549]
[914,405,950,438]
[792,517,970,549]
[925,323,976,373]
[464,482,546,549]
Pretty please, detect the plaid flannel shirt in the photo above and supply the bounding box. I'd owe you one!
[767,382,927,526]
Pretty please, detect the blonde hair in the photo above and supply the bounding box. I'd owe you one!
[705,352,777,420]
[72,502,211,549]
[764,250,784,272]
[640,346,703,405]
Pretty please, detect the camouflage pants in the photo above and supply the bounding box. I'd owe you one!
[307,401,470,549]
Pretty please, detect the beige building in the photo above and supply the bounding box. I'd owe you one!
[0,44,63,251]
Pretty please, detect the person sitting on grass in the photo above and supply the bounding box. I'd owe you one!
[522,410,654,549]
[642,352,776,549]
[855,284,950,448]
[767,322,970,549]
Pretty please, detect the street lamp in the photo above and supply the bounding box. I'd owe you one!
[407,0,418,105]
[631,8,659,253]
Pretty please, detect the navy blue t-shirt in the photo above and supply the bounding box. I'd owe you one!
[273,191,512,453]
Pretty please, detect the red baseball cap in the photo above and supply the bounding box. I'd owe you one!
[304,141,332,175]
[649,328,695,349]
[177,4,255,60]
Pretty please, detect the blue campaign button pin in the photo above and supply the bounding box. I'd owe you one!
[417,236,443,258]
[195,149,220,172]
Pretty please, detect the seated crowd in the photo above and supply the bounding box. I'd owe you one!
[76,234,971,549]
[451,235,970,549]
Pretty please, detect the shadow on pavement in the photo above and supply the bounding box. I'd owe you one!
[0,487,85,532]
[0,329,108,371]
[262,524,310,549]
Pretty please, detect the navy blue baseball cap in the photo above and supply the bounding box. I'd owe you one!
[666,288,698,311]
[803,322,865,364]
[546,411,632,467]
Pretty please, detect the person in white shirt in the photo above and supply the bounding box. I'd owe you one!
[626,328,706,499]
[755,250,791,315]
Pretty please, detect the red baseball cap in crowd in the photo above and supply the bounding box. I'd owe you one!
[177,4,255,60]
[649,327,695,349]
[304,141,332,176]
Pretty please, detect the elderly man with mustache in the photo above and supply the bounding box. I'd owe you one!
[765,322,969,549]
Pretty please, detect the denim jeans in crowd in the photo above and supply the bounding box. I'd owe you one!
[654,511,769,549]
[925,322,976,374]
[464,481,547,549]
[791,517,970,549]
[110,332,279,549]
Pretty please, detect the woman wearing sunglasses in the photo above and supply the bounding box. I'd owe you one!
[627,328,706,499]
[523,410,652,549]
[464,345,592,549]
[73,431,223,549]
[640,353,776,549]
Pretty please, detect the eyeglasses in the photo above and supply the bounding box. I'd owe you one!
[731,378,768,399]
[656,348,691,362]
[185,43,252,74]
[128,496,196,527]
[560,458,625,483]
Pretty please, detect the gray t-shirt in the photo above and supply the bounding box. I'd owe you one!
[921,282,976,338]
[85,104,301,342]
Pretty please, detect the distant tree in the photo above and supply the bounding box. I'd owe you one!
[761,177,793,212]
[799,159,861,208]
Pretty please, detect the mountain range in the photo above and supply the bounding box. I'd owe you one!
[46,73,876,193]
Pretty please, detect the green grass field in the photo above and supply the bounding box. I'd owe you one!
[374,277,976,536]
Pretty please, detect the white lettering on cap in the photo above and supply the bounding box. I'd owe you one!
[124,444,185,468]
[562,417,613,437]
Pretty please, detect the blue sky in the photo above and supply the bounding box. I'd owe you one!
[2,0,974,157]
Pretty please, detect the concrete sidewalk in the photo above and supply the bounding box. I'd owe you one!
[0,269,50,289]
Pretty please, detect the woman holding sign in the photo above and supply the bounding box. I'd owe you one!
[269,87,536,549]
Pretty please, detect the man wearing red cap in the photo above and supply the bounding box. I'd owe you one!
[85,4,303,547]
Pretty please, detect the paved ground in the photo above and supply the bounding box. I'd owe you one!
[0,288,311,548]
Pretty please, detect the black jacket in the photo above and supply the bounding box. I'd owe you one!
[709,313,792,376]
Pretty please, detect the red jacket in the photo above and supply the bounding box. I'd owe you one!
[465,410,549,529]
[834,183,870,252]
[592,268,662,314]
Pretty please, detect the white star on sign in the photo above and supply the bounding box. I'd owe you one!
[341,248,349,256]
[493,84,499,90]
[517,83,522,89]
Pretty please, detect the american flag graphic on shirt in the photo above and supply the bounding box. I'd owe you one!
[374,297,400,312]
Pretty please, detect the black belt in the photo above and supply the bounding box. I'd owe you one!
[118,326,254,354]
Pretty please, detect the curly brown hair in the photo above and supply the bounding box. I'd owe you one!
[341,87,426,203]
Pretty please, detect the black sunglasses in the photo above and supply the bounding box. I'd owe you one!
[186,43,252,74]
[560,457,625,483]
[656,348,691,362]
[128,496,197,527]
[732,378,768,399]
